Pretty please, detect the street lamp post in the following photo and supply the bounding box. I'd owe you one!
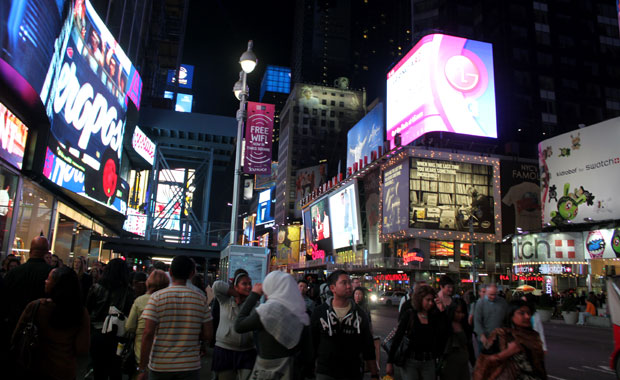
[230,40,257,245]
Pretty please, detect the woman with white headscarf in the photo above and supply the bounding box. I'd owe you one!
[235,271,312,380]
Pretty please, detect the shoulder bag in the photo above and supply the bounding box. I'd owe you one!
[381,311,414,366]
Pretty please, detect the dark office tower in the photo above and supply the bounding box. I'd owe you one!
[260,66,292,159]
[292,0,352,86]
[274,83,366,225]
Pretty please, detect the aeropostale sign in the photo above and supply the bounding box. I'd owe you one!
[243,102,274,174]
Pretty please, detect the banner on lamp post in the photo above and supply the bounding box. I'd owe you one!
[244,102,274,174]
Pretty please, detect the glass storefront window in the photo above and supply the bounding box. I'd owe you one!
[14,179,53,260]
[0,167,19,257]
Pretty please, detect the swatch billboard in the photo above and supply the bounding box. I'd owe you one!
[539,118,620,226]
[346,103,384,170]
[40,0,142,214]
[386,34,496,148]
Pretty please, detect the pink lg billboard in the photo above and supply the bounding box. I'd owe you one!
[386,34,497,148]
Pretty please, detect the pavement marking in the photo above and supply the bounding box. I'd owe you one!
[548,375,567,380]
[582,365,615,375]
[599,365,615,373]
[568,367,585,372]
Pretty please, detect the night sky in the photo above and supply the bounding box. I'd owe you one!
[183,1,295,117]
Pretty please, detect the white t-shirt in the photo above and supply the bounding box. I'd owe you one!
[502,181,541,231]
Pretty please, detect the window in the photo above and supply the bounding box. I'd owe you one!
[14,179,53,260]
[339,101,344,107]
[321,99,327,105]
[330,100,335,106]
[321,109,326,116]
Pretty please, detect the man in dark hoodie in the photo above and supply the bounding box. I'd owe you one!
[311,269,378,380]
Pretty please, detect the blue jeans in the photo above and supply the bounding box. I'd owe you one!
[149,369,201,380]
[397,358,435,380]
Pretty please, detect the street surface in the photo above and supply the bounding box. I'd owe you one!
[369,305,616,380]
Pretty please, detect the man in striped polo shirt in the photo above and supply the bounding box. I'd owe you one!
[138,256,213,380]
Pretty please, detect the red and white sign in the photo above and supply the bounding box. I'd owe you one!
[244,102,274,174]
[554,239,576,259]
[132,126,155,165]
[0,102,28,170]
[374,274,409,282]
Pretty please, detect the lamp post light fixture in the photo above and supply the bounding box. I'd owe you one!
[230,40,257,245]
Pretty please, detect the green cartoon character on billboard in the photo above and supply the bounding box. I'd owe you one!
[549,183,586,226]
[612,229,620,258]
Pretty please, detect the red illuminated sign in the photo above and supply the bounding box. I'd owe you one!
[500,274,544,282]
[403,250,424,264]
[374,274,409,282]
[309,242,325,260]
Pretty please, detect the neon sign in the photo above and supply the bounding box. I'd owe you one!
[374,274,409,282]
[132,126,155,165]
[500,274,544,282]
[403,250,424,264]
[309,242,325,260]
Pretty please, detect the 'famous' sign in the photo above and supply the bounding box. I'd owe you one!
[40,0,140,213]
[539,117,620,226]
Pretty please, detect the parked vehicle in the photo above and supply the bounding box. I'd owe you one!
[375,291,406,306]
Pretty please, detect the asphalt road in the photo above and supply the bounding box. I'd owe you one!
[369,305,617,380]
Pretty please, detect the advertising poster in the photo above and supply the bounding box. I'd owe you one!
[0,102,28,169]
[276,225,301,265]
[255,162,277,190]
[512,232,584,264]
[584,229,620,260]
[500,160,541,234]
[539,118,620,226]
[244,102,274,174]
[364,168,382,254]
[40,0,142,214]
[302,196,332,258]
[132,126,155,166]
[123,208,147,236]
[256,186,274,226]
[0,0,64,94]
[382,159,410,234]
[294,164,327,218]
[386,34,496,148]
[242,214,256,244]
[329,181,362,249]
[346,103,384,170]
[166,64,194,89]
[175,93,193,113]
[152,169,193,231]
[409,157,495,233]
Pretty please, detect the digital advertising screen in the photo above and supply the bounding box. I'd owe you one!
[500,160,541,234]
[242,214,256,244]
[294,163,327,218]
[40,0,142,214]
[152,169,194,231]
[167,64,194,89]
[513,232,584,264]
[539,118,620,226]
[1,0,64,95]
[382,159,410,234]
[255,162,277,190]
[123,208,147,236]
[329,181,362,249]
[302,196,332,259]
[409,157,495,234]
[276,225,301,265]
[386,34,496,148]
[584,229,620,260]
[347,103,384,170]
[256,186,274,226]
[0,102,28,169]
[175,93,193,113]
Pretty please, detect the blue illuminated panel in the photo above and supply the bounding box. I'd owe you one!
[175,94,193,113]
[260,66,291,101]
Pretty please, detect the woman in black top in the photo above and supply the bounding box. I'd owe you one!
[235,271,312,380]
[386,285,447,380]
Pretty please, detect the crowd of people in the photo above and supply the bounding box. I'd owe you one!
[0,237,558,380]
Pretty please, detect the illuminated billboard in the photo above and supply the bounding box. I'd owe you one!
[0,1,64,95]
[386,34,496,148]
[153,169,194,231]
[347,103,384,170]
[294,164,327,218]
[166,64,194,89]
[123,208,147,236]
[584,229,620,260]
[256,186,274,226]
[302,196,332,259]
[381,148,501,242]
[539,118,620,226]
[276,225,301,265]
[175,93,193,113]
[132,126,155,166]
[0,102,28,169]
[40,0,142,214]
[328,181,362,249]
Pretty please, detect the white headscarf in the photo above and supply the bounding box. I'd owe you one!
[256,271,310,349]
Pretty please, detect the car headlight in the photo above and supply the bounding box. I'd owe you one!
[370,294,378,302]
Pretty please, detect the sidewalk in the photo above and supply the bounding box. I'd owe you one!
[546,318,612,329]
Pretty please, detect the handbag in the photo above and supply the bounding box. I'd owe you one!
[11,300,41,370]
[381,312,413,366]
[120,332,136,375]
